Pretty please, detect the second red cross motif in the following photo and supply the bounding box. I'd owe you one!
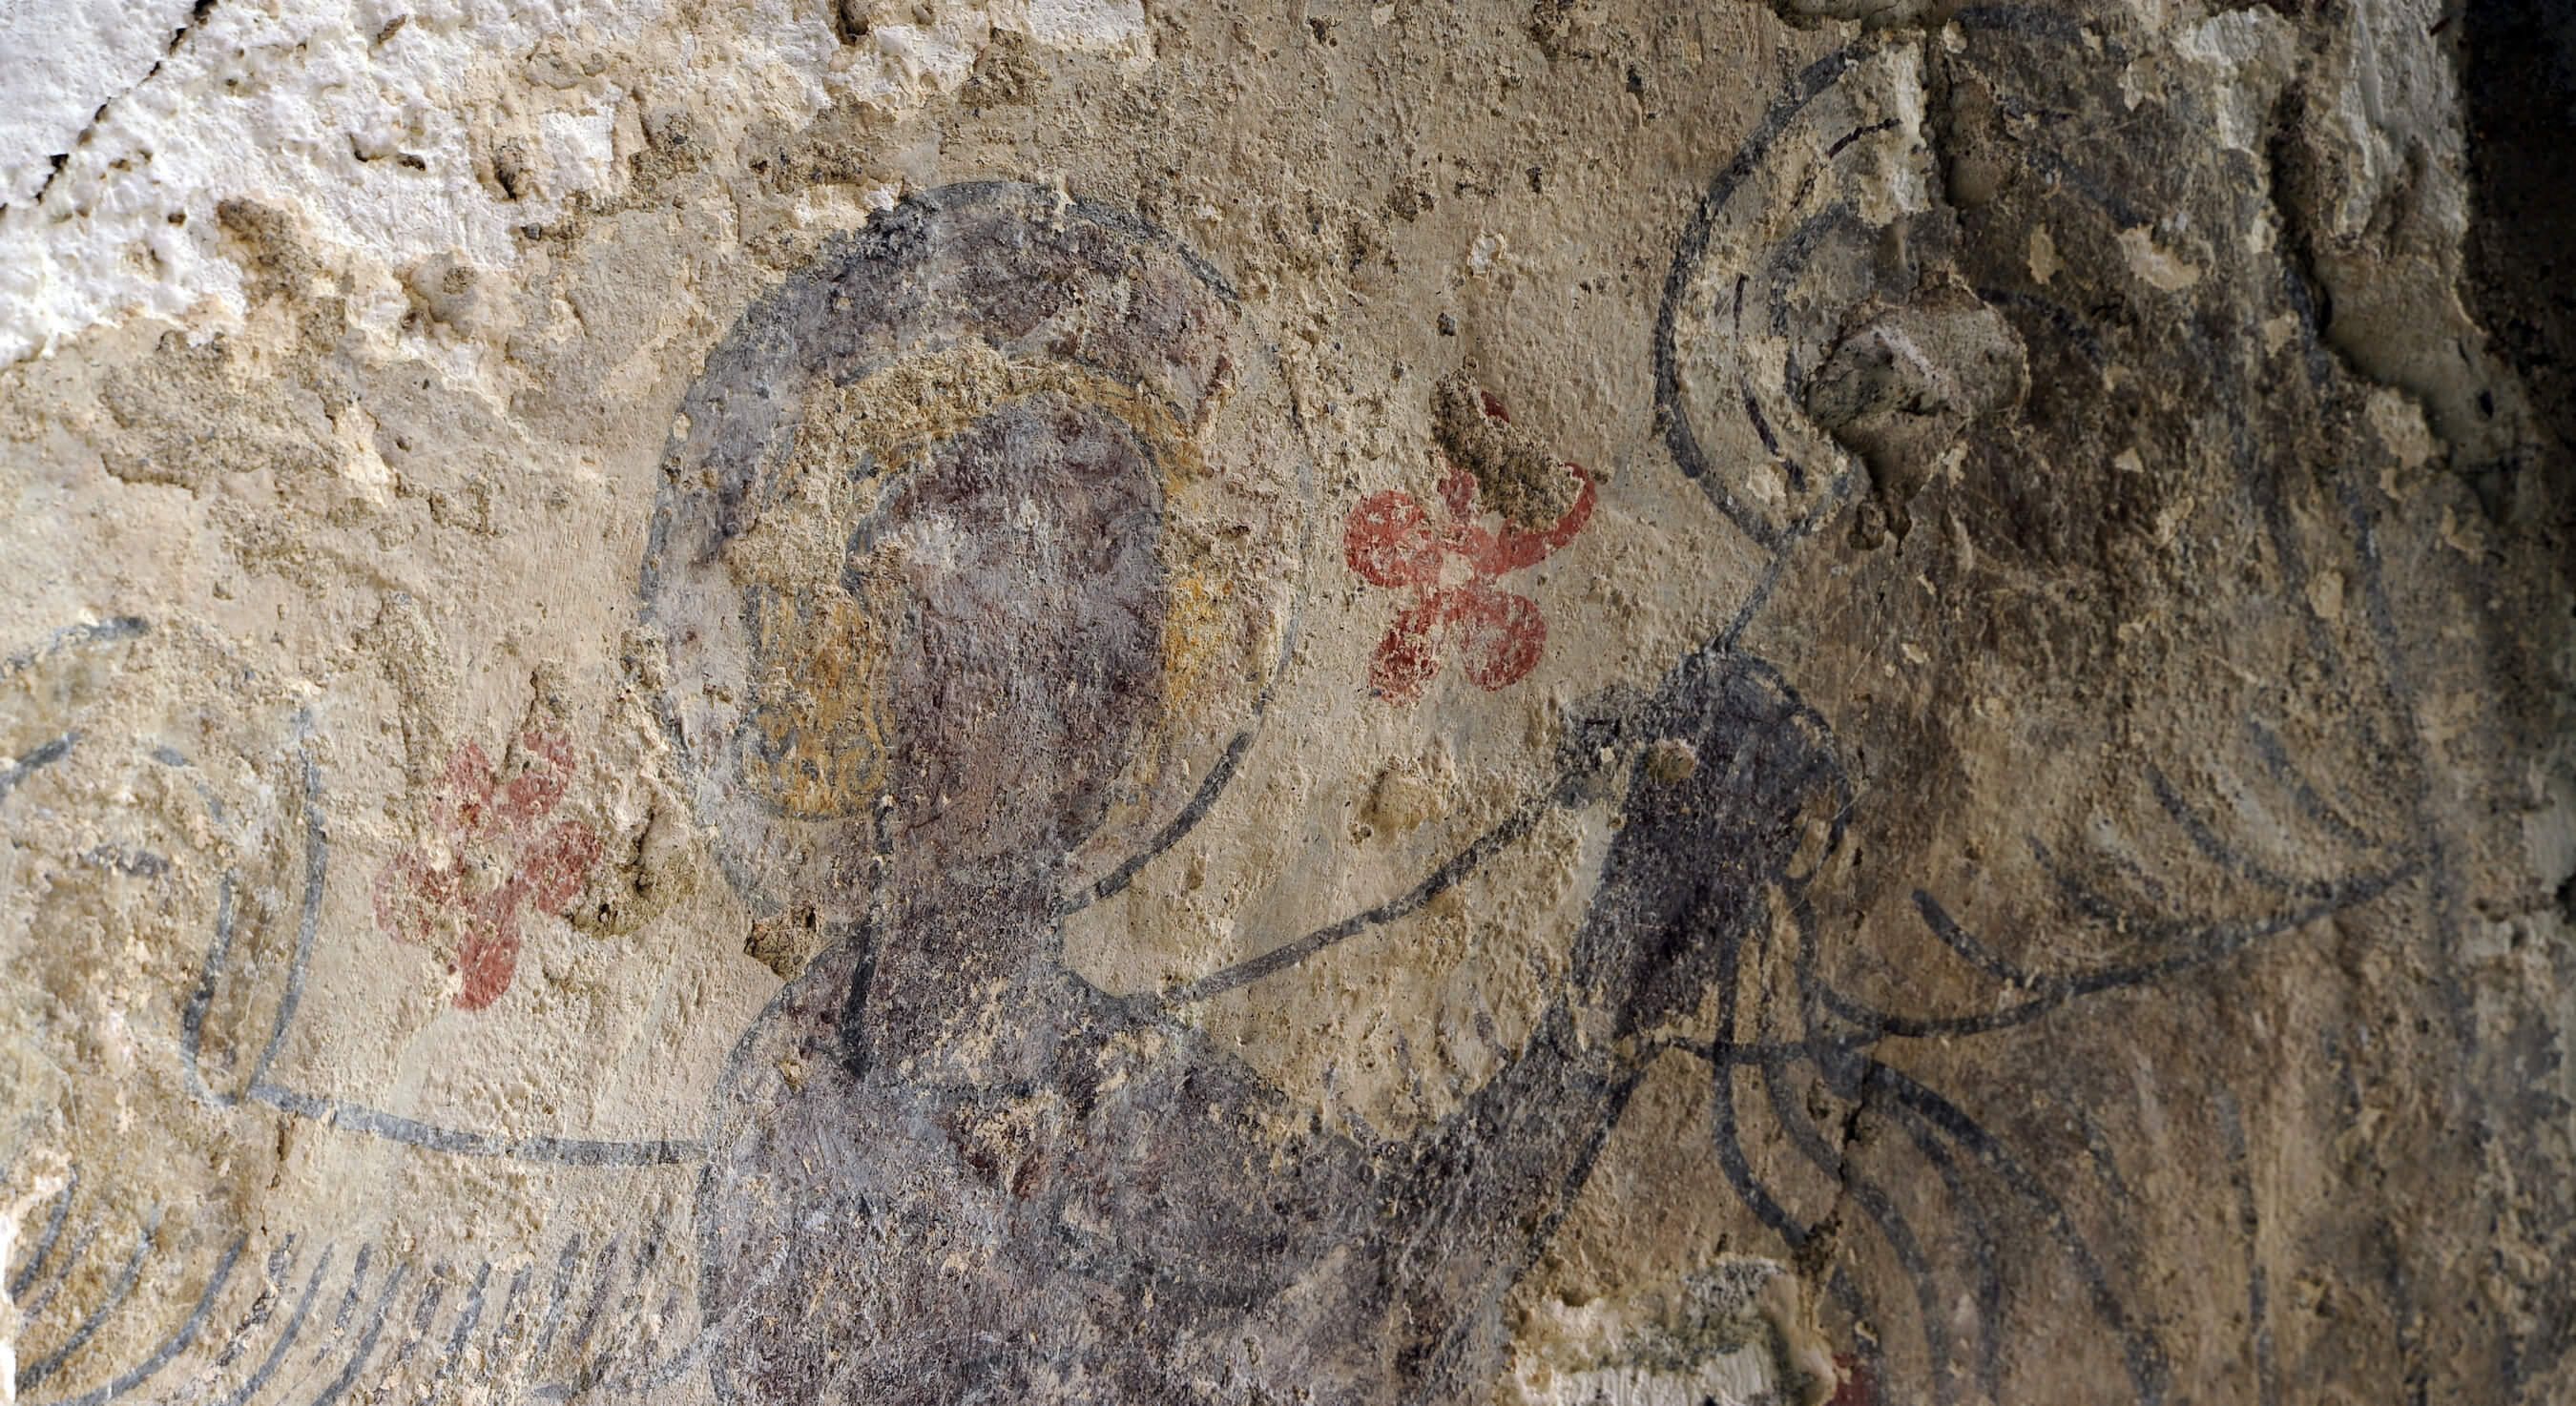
[372,730,603,1011]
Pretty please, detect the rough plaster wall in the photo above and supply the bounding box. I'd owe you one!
[0,0,2568,1402]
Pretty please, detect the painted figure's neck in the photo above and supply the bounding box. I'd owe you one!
[853,846,1064,1081]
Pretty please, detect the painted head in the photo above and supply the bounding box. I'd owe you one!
[644,184,1307,931]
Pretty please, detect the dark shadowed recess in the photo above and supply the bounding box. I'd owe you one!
[2461,3,2576,1396]
[2462,0,2576,566]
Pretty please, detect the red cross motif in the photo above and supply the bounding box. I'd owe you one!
[373,731,602,1011]
[1343,393,1595,704]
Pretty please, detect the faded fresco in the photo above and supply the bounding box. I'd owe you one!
[0,1,2570,1404]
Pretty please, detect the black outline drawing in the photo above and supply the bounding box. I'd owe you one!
[4,15,2458,1398]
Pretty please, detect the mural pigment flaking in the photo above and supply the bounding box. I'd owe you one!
[0,4,2569,1405]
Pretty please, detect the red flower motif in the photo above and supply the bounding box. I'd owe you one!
[373,731,602,1011]
[1343,396,1595,704]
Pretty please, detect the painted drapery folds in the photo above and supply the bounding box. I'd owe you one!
[1,2,2569,1405]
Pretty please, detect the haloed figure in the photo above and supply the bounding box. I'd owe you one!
[691,372,1397,1402]
[654,186,1841,1403]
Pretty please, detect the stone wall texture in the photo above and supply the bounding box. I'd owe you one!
[0,0,2569,1402]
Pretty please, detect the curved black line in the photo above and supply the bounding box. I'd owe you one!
[1178,580,1860,1003]
[8,1169,75,1298]
[1718,474,1860,661]
[630,1320,718,1394]
[2243,718,2378,853]
[1063,726,1257,916]
[15,1221,154,1396]
[484,1264,534,1385]
[1663,888,1883,1388]
[2067,1106,2139,1221]
[2145,766,2338,900]
[1804,869,2413,1043]
[1888,1095,2006,1404]
[303,1260,408,1406]
[1050,182,1243,305]
[245,1235,350,1400]
[214,1244,331,1406]
[1909,889,2049,989]
[165,729,702,1167]
[1742,386,1781,456]
[1714,195,1884,504]
[1827,118,1901,159]
[548,1227,668,1402]
[241,1084,701,1168]
[1,618,147,680]
[31,1234,246,1406]
[201,1240,294,1377]
[526,1234,585,1374]
[1706,1053,1877,1350]
[642,178,1304,933]
[0,733,76,805]
[1163,793,1554,1003]
[2028,835,2405,958]
[2028,840,2193,939]
[178,872,240,1106]
[621,1230,815,1399]
[242,737,324,1093]
[1760,1064,1956,1406]
[1653,49,1859,545]
[1707,869,1813,1251]
[16,1217,102,1328]
[373,1272,445,1392]
[1874,1065,2171,1405]
[1711,1058,1811,1234]
[561,1238,624,1364]
[176,728,325,1112]
[614,1241,784,1396]
[312,1243,373,1373]
[2213,1091,2278,1406]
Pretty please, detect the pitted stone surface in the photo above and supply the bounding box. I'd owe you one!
[0,3,2569,1404]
